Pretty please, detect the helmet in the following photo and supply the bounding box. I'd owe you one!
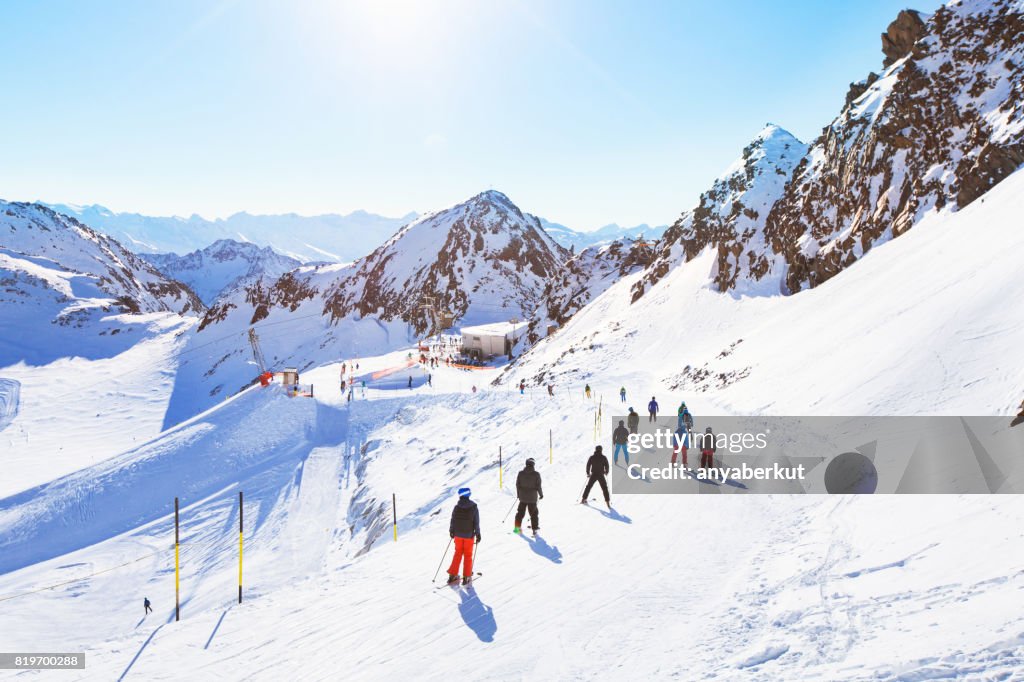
[526,457,536,466]
[705,426,713,433]
[458,487,471,497]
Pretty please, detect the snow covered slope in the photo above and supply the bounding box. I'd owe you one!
[140,240,303,305]
[0,202,203,366]
[163,190,569,426]
[507,166,1024,417]
[46,203,418,263]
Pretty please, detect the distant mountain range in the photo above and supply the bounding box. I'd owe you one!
[46,203,666,265]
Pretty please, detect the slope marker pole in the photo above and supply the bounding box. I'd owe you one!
[238,491,243,604]
[392,493,398,542]
[174,497,180,622]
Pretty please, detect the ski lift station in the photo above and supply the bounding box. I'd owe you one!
[460,321,528,359]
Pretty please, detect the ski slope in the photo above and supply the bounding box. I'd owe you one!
[1,369,1022,680]
[2,175,1024,680]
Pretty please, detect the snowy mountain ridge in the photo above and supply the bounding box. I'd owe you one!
[0,201,203,366]
[140,239,304,305]
[45,203,419,264]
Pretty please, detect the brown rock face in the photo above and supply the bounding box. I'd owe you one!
[882,9,927,67]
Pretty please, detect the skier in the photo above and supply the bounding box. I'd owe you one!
[547,384,554,397]
[513,458,543,536]
[584,384,592,399]
[627,407,640,434]
[581,445,611,506]
[700,426,716,468]
[672,423,688,467]
[677,402,694,431]
[428,373,433,387]
[144,597,152,615]
[447,487,481,585]
[612,419,630,466]
[519,380,526,395]
[408,375,413,389]
[619,386,626,402]
[648,396,659,422]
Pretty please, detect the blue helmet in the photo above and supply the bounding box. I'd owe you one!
[458,487,471,498]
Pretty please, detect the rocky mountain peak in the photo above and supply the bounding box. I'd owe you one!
[881,9,928,67]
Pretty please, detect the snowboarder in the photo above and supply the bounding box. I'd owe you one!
[619,387,626,402]
[612,419,630,466]
[582,445,611,506]
[648,396,659,422]
[447,488,481,585]
[514,458,543,536]
[627,407,639,434]
[584,384,592,399]
[144,597,152,615]
[700,426,716,468]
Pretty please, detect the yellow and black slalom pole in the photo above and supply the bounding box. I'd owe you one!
[392,493,398,542]
[238,491,243,604]
[174,497,180,622]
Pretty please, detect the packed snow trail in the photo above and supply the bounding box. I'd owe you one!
[1,374,1022,680]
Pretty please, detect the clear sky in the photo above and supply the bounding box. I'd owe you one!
[0,0,939,231]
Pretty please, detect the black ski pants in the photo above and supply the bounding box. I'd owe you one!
[515,501,539,530]
[583,474,609,502]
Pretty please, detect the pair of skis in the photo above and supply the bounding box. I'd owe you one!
[581,498,612,511]
[435,573,483,590]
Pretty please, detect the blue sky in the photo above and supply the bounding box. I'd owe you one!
[0,0,939,231]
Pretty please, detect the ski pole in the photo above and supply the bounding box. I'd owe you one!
[578,478,588,502]
[502,497,518,523]
[432,537,453,583]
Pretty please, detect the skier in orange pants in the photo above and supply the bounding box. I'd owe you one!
[447,487,481,585]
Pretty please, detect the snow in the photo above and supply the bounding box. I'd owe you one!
[0,169,1023,679]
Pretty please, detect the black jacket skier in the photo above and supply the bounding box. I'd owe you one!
[514,458,543,533]
[449,495,482,542]
[582,446,611,505]
[612,423,630,445]
[627,408,640,434]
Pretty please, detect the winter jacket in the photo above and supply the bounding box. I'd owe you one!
[449,497,481,540]
[678,409,694,430]
[516,465,543,503]
[627,412,640,431]
[700,431,717,453]
[612,425,630,445]
[648,400,659,414]
[587,452,610,478]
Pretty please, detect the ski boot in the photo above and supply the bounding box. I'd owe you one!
[513,526,522,534]
[461,576,473,586]
[446,573,459,585]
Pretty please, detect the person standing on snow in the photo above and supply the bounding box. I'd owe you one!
[547,384,554,397]
[677,402,694,431]
[584,384,592,399]
[627,407,640,434]
[648,396,659,422]
[144,597,152,615]
[582,445,611,506]
[514,458,543,536]
[408,375,413,389]
[612,419,631,466]
[700,426,717,469]
[519,380,526,395]
[447,488,481,585]
[619,386,626,402]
